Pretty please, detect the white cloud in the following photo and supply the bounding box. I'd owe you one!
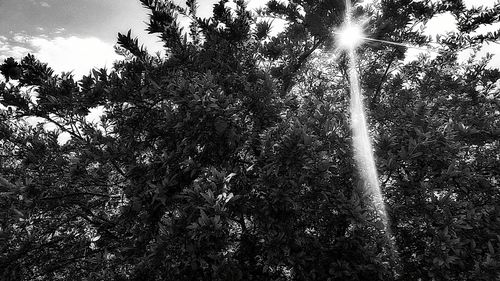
[423,12,458,40]
[86,106,104,124]
[463,0,499,9]
[403,47,438,64]
[405,0,498,9]
[29,36,122,78]
[0,36,32,62]
[478,43,500,69]
[247,0,268,10]
[57,132,71,145]
[12,33,30,44]
[471,22,500,37]
[2,34,122,78]
[457,48,474,63]
[28,0,52,8]
[417,5,500,69]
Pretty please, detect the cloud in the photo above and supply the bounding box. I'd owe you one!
[463,0,499,9]
[54,27,65,34]
[86,106,104,124]
[1,33,122,78]
[0,36,32,62]
[478,44,500,69]
[471,22,500,37]
[29,36,121,78]
[403,48,438,64]
[12,33,31,44]
[28,0,51,8]
[423,12,458,40]
[247,0,269,10]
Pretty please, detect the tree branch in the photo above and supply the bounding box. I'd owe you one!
[371,55,395,108]
[39,192,118,201]
[281,38,325,96]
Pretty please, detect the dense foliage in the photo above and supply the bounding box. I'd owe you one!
[1,0,499,280]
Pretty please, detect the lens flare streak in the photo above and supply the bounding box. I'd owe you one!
[343,0,396,258]
[347,46,388,222]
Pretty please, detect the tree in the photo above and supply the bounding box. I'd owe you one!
[1,0,499,280]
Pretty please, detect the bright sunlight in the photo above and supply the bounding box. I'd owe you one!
[337,23,364,49]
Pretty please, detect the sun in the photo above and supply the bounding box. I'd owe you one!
[336,23,365,50]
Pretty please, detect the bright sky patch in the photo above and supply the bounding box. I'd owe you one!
[30,36,121,78]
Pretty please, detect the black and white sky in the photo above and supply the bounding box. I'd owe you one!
[0,0,499,78]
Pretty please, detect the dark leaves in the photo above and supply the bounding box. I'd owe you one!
[117,30,148,59]
[255,21,272,40]
[0,58,21,82]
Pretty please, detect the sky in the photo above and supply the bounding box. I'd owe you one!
[1,0,499,78]
[0,0,498,145]
[0,0,265,77]
[0,0,163,77]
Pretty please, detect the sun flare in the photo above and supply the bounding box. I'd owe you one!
[337,23,364,50]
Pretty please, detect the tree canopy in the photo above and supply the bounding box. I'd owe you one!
[1,0,499,280]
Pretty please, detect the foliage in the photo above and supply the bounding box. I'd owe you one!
[1,0,499,280]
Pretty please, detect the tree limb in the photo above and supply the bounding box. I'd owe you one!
[371,55,396,108]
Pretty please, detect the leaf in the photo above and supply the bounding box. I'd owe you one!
[255,21,271,39]
[92,68,100,79]
[215,119,227,134]
[303,134,312,145]
[488,241,495,254]
[224,173,237,182]
[187,222,199,230]
[11,207,24,218]
[199,209,209,225]
[433,257,444,266]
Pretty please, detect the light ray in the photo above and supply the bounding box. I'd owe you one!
[333,31,443,53]
[340,0,400,274]
[361,36,442,53]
